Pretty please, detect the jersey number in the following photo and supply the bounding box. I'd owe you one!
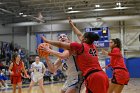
[89,49,97,56]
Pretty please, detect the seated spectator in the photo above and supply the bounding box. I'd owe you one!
[0,69,8,88]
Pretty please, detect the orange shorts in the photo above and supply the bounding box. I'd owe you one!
[85,71,109,93]
[112,68,130,85]
[10,76,22,84]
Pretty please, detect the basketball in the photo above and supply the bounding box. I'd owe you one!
[37,43,50,57]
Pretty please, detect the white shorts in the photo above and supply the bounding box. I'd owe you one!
[31,73,44,83]
[61,75,83,93]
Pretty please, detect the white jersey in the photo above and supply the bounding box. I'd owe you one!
[31,62,45,75]
[62,56,83,92]
[63,56,80,77]
[31,62,46,82]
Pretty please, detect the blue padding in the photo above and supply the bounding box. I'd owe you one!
[126,58,140,78]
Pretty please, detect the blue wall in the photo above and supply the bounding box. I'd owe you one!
[126,58,140,78]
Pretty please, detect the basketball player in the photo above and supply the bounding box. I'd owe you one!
[102,38,130,93]
[28,56,46,93]
[43,33,83,93]
[9,53,29,93]
[41,31,109,93]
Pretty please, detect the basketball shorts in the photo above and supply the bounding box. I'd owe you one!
[112,68,130,85]
[84,71,109,93]
[31,73,44,82]
[10,76,22,84]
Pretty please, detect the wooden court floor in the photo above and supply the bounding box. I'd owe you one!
[1,79,140,93]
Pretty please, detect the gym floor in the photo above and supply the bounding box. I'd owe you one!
[0,78,140,93]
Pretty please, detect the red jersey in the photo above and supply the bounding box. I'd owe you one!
[70,42,102,76]
[11,61,23,76]
[108,48,127,69]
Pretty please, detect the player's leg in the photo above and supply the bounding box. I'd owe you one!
[12,84,17,93]
[38,78,45,93]
[11,76,18,93]
[61,89,66,93]
[65,86,76,93]
[28,80,35,93]
[108,83,116,93]
[114,84,124,93]
[17,82,22,93]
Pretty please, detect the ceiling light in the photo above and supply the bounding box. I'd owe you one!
[92,8,106,11]
[68,7,73,10]
[95,4,100,8]
[19,12,23,15]
[22,15,27,17]
[116,2,121,6]
[65,10,82,13]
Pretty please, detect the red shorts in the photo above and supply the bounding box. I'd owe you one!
[10,76,22,84]
[85,71,109,93]
[112,68,130,85]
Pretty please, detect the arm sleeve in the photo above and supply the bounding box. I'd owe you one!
[108,48,122,56]
[70,42,83,54]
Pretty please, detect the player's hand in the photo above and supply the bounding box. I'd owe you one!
[101,49,108,55]
[41,36,48,43]
[10,71,14,75]
[25,75,30,79]
[40,46,52,54]
[68,17,74,26]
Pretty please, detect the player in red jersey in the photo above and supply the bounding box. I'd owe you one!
[9,53,29,93]
[41,22,109,93]
[102,38,130,93]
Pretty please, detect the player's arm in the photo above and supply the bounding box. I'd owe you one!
[22,62,29,78]
[29,64,34,72]
[9,63,14,75]
[102,48,122,57]
[43,46,70,59]
[41,36,70,49]
[45,56,62,74]
[42,63,46,75]
[68,17,83,41]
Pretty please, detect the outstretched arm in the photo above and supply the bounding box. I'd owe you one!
[41,36,70,49]
[42,63,46,75]
[68,17,83,41]
[102,48,122,57]
[45,56,62,74]
[42,46,70,59]
[22,62,29,78]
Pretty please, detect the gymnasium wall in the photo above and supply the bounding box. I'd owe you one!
[0,25,28,49]
[0,20,140,57]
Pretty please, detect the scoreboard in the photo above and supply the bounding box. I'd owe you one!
[85,27,110,48]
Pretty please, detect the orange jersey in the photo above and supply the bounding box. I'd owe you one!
[11,61,23,76]
[108,48,127,69]
[70,42,102,76]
